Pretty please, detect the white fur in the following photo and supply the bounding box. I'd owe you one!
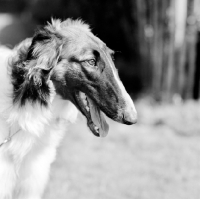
[0,47,78,199]
[101,50,137,117]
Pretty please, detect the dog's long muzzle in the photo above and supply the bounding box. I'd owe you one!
[119,83,137,125]
[122,107,137,125]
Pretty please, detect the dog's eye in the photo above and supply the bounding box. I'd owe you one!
[87,59,96,66]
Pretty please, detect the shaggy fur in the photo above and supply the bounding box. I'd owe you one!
[0,19,137,199]
[0,46,78,199]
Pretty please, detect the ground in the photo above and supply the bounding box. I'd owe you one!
[44,99,200,199]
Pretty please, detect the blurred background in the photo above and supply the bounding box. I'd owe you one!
[1,0,200,198]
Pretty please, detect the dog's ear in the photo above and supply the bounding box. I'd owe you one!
[12,28,63,106]
[26,29,63,84]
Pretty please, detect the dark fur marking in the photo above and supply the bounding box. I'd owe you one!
[27,29,51,61]
[11,27,57,107]
[12,64,51,107]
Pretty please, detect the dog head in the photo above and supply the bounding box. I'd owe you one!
[11,19,137,137]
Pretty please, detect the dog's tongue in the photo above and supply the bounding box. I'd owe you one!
[88,98,109,137]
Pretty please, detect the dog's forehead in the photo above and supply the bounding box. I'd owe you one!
[62,29,110,59]
[52,19,109,54]
[76,31,106,51]
[88,34,106,49]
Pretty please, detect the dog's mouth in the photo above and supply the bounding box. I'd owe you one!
[74,91,109,137]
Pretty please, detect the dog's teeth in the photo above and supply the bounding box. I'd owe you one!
[94,126,99,132]
[80,92,86,100]
[86,106,90,111]
[83,99,87,105]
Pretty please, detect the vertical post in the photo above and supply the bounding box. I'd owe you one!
[165,0,175,101]
[174,0,188,98]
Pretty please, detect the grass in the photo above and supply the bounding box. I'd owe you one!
[44,99,200,199]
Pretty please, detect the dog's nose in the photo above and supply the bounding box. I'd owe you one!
[123,109,137,125]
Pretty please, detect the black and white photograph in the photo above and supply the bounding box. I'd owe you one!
[0,0,200,199]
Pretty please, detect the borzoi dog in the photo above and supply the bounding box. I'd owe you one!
[0,19,137,199]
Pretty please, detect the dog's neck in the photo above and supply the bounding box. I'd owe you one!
[0,41,77,138]
[0,55,78,139]
[6,94,78,137]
